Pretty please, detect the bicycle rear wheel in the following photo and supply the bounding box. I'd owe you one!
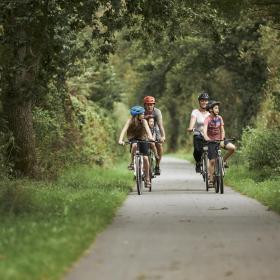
[135,156,143,195]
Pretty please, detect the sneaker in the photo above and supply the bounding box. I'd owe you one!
[155,166,161,175]
[195,163,201,173]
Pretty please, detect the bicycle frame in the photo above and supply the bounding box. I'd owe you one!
[192,129,209,190]
[134,144,144,195]
[125,140,157,195]
[201,144,209,191]
[207,138,234,194]
[214,145,224,194]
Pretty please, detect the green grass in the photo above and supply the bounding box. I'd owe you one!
[225,165,280,213]
[0,164,133,280]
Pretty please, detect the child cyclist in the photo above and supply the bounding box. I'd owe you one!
[118,106,155,188]
[203,101,236,187]
[146,117,160,160]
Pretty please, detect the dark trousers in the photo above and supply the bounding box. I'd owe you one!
[193,135,204,164]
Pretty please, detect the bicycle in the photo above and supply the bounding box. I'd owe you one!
[147,145,158,192]
[207,138,235,194]
[192,129,209,191]
[125,140,156,195]
[201,143,209,191]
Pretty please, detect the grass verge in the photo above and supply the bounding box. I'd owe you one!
[0,163,133,280]
[225,164,280,213]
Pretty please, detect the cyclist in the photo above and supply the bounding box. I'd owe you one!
[118,106,154,188]
[147,117,160,160]
[187,92,210,172]
[143,96,166,175]
[203,100,236,187]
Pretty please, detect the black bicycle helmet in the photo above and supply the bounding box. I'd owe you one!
[198,92,209,101]
[206,100,220,111]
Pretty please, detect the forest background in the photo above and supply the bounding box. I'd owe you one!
[0,1,280,278]
[0,0,279,180]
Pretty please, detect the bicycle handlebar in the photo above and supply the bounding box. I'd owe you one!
[124,140,160,144]
[205,138,236,144]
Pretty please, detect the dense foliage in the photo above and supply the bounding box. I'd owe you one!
[0,0,279,178]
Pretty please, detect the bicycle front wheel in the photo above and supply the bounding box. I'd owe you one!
[148,155,154,192]
[218,157,224,194]
[214,158,219,193]
[203,154,209,191]
[135,156,143,195]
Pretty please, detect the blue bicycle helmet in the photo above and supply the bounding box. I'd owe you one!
[130,106,145,116]
[198,92,210,100]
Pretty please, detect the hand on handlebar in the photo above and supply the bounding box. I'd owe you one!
[118,140,125,145]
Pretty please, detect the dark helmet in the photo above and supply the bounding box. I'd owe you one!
[206,100,221,111]
[130,105,145,116]
[198,92,209,101]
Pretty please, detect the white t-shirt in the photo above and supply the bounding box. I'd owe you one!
[191,109,209,136]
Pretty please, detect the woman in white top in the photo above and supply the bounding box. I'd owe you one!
[187,92,210,173]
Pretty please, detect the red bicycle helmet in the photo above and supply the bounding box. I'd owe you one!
[143,96,155,104]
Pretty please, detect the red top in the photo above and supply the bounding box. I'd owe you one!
[204,115,224,140]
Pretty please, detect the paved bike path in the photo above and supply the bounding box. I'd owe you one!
[65,156,280,280]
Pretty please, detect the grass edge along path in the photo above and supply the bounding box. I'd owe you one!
[225,165,280,214]
[0,164,133,280]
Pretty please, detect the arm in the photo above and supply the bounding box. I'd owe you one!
[220,116,225,140]
[187,115,196,132]
[143,119,154,141]
[155,109,166,142]
[118,118,131,145]
[203,122,210,141]
[221,125,225,140]
[158,119,166,142]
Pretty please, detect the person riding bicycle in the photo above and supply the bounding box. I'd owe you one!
[147,117,160,160]
[118,106,154,188]
[187,92,210,173]
[203,100,236,187]
[143,96,166,175]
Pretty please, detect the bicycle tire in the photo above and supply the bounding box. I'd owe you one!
[219,157,224,194]
[203,154,209,191]
[135,156,143,195]
[215,158,219,193]
[148,155,154,192]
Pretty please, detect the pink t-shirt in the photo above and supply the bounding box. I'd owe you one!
[204,115,224,140]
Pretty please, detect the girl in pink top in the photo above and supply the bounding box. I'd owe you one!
[204,101,236,187]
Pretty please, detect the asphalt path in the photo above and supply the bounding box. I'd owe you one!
[65,156,280,280]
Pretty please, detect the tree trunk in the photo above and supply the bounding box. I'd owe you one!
[4,98,37,177]
[1,24,39,177]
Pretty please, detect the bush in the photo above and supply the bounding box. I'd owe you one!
[240,127,280,177]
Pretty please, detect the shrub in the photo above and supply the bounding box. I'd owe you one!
[240,127,280,177]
